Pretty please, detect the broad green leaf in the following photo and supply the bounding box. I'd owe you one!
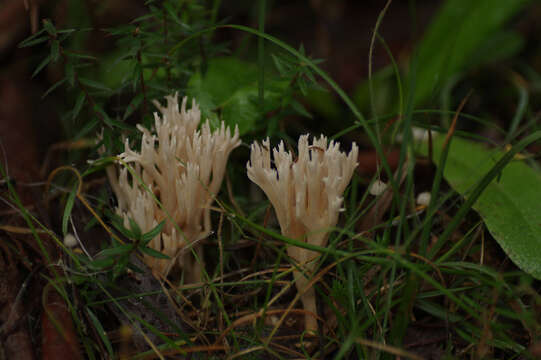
[427,135,541,279]
[413,0,531,105]
[220,86,259,134]
[188,57,258,106]
[188,57,268,135]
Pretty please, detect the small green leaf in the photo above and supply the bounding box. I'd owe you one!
[141,220,165,244]
[140,246,170,259]
[88,257,114,270]
[72,92,86,120]
[50,40,60,63]
[63,51,98,60]
[62,185,77,236]
[163,2,184,26]
[42,19,57,36]
[271,54,288,76]
[132,13,155,23]
[79,78,112,92]
[18,28,46,48]
[128,218,142,240]
[93,105,131,130]
[66,61,75,86]
[123,93,144,120]
[297,77,308,96]
[105,25,136,36]
[57,28,78,35]
[42,78,67,99]
[290,99,312,119]
[113,255,130,279]
[32,54,52,78]
[86,309,114,356]
[131,62,141,91]
[98,244,134,258]
[74,118,98,140]
[92,105,130,130]
[19,35,49,48]
[83,216,99,232]
[109,214,135,239]
[70,274,90,286]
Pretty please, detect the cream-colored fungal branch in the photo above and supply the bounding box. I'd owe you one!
[107,94,240,280]
[247,134,358,331]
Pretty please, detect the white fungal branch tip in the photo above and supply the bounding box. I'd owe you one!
[108,93,240,277]
[247,134,358,331]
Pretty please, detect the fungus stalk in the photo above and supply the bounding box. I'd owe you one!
[247,135,358,331]
[107,94,240,280]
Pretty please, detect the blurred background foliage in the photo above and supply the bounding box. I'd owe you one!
[2,0,540,168]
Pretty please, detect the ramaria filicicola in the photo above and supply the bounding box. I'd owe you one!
[247,134,358,331]
[107,94,240,280]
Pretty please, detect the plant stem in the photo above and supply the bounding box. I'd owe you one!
[257,0,266,113]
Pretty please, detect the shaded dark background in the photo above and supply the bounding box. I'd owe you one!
[1,0,540,183]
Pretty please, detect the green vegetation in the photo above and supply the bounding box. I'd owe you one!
[6,0,541,358]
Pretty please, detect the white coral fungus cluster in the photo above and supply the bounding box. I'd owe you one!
[247,134,358,331]
[108,94,240,279]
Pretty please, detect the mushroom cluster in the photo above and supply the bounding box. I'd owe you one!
[107,94,240,280]
[247,134,358,331]
[105,94,358,332]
